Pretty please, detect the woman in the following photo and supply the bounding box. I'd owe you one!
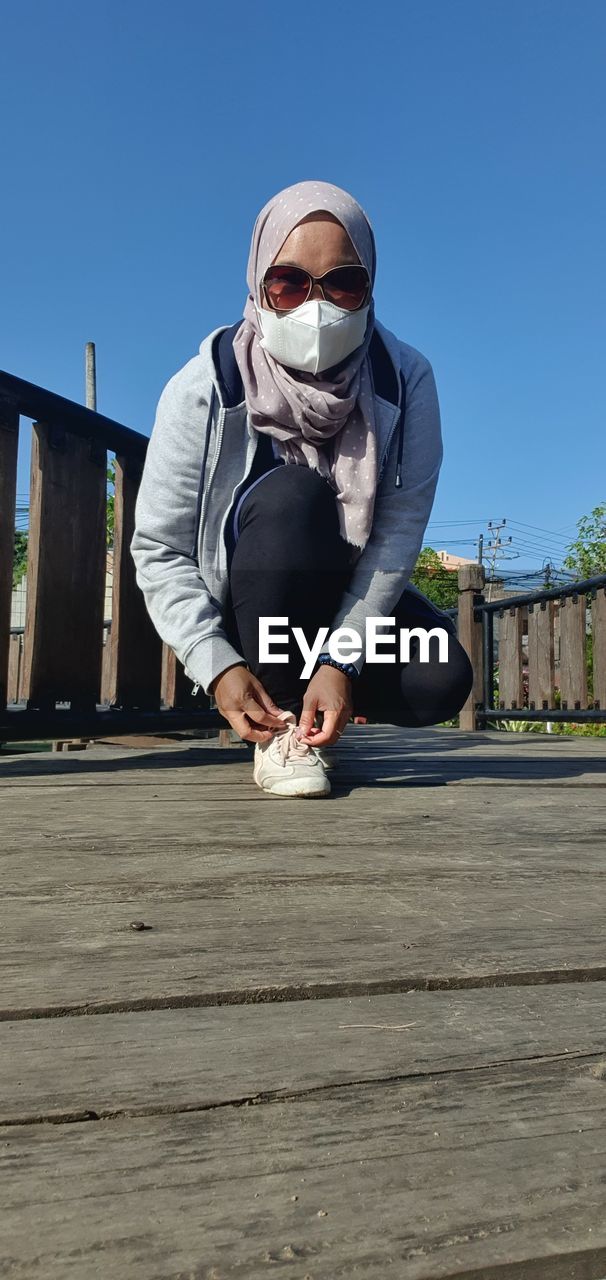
[131,179,473,797]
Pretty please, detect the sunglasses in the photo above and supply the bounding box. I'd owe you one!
[262,263,370,313]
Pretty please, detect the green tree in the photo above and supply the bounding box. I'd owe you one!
[106,456,115,549]
[563,503,606,578]
[411,547,460,609]
[12,532,28,589]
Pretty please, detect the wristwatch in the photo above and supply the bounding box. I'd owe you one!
[315,654,359,680]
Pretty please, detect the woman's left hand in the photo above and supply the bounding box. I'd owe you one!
[296,666,353,747]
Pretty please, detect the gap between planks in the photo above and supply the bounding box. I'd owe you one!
[2,1048,602,1131]
[3,964,606,1022]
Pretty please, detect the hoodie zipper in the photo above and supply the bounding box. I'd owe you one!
[395,372,406,488]
[184,387,226,697]
[369,333,405,487]
[377,396,404,484]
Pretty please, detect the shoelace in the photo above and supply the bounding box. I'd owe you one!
[273,722,313,766]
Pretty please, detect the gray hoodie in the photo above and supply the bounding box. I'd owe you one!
[130,318,443,695]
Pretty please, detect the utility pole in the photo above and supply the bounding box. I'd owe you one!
[485,519,512,602]
[85,342,97,411]
[477,533,484,566]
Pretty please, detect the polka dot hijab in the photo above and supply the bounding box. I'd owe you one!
[233,180,379,549]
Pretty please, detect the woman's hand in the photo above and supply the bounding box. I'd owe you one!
[296,665,353,747]
[210,665,287,743]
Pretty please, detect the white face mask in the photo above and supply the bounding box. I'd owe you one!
[255,298,370,376]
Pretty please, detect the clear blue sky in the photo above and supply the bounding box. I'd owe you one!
[3,0,605,572]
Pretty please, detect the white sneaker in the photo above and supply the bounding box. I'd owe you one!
[316,748,336,771]
[253,712,331,798]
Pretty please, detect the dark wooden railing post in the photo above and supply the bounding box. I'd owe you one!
[0,398,19,710]
[559,592,589,711]
[527,600,555,711]
[107,453,162,709]
[8,633,22,704]
[21,422,106,710]
[457,564,485,730]
[593,587,606,710]
[498,604,526,709]
[1,368,222,739]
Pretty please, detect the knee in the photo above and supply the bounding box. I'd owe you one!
[253,464,336,521]
[239,464,342,554]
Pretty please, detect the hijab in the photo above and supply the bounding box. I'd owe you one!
[232,179,378,548]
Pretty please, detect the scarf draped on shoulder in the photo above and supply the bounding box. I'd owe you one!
[233,179,379,549]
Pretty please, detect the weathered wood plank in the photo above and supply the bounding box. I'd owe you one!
[2,1055,605,1279]
[1,819,605,1011]
[21,422,106,710]
[2,983,605,1124]
[0,399,19,710]
[1,882,603,1017]
[1,727,605,1015]
[2,723,606,784]
[457,564,485,730]
[559,593,589,710]
[498,606,524,708]
[107,453,162,710]
[100,622,112,704]
[7,632,22,704]
[592,587,606,710]
[527,600,555,710]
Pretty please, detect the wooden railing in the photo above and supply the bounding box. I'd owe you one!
[456,564,606,730]
[1,371,217,742]
[3,374,604,744]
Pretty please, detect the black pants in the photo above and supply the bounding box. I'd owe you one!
[226,466,473,726]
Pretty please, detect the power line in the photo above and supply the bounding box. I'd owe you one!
[506,526,571,553]
[505,519,578,540]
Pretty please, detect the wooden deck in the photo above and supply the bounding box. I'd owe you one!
[1,724,606,1279]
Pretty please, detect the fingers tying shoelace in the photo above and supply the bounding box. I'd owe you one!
[275,722,312,763]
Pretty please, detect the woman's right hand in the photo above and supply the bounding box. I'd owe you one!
[209,665,287,743]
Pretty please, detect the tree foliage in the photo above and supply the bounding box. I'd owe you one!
[12,532,28,589]
[106,457,115,549]
[410,547,460,608]
[563,503,606,579]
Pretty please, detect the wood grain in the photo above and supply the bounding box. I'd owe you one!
[107,453,162,710]
[0,400,19,710]
[2,1055,605,1279]
[498,607,524,709]
[7,631,22,704]
[527,601,555,711]
[592,588,606,710]
[1,728,605,1016]
[21,422,106,710]
[559,594,589,711]
[457,564,485,730]
[2,983,605,1124]
[2,725,606,1277]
